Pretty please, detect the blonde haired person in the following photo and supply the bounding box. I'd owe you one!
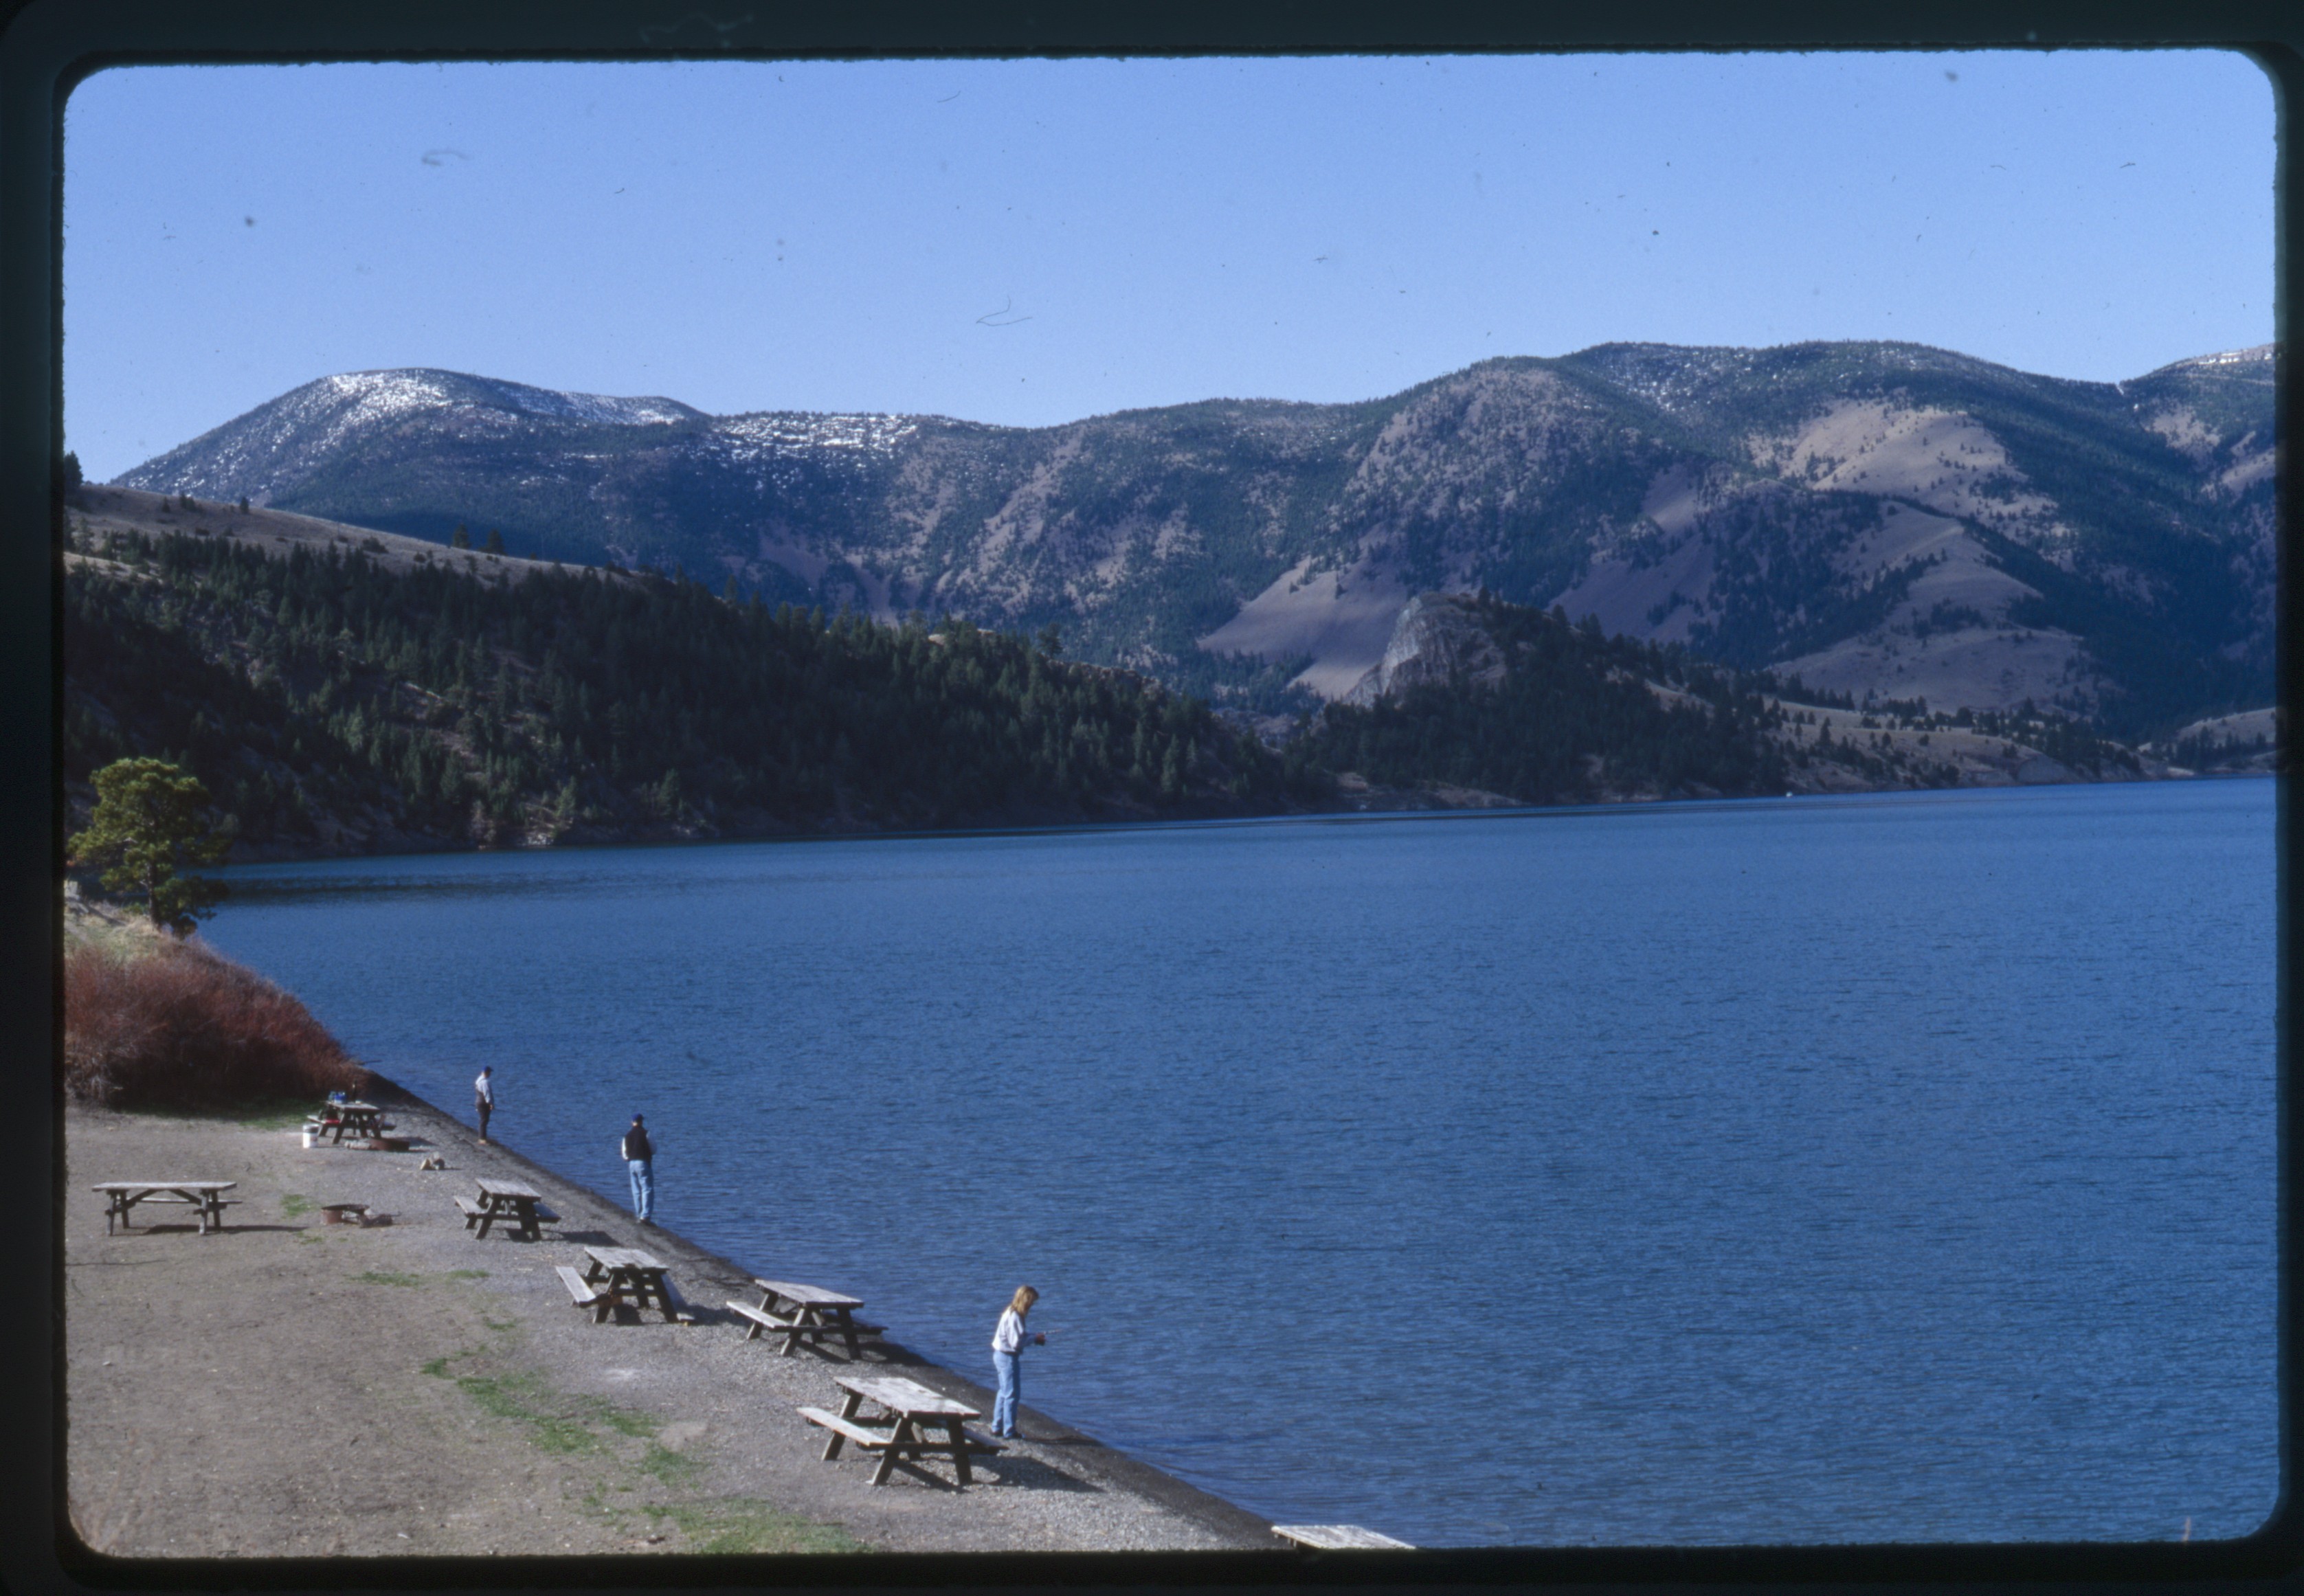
[989,1285,1044,1439]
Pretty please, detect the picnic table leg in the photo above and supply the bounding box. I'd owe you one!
[871,1418,912,1486]
[836,1310,860,1360]
[948,1415,972,1485]
[822,1389,868,1461]
[779,1308,810,1358]
[476,1208,494,1239]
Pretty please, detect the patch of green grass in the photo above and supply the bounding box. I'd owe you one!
[647,1500,864,1555]
[355,1270,423,1288]
[529,1413,597,1453]
[280,1193,313,1219]
[298,1232,323,1244]
[430,1361,756,1512]
[121,1094,319,1130]
[235,1099,322,1130]
[443,1268,489,1281]
[480,1316,517,1332]
[450,1371,600,1454]
[637,1442,701,1484]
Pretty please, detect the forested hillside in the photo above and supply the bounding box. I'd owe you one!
[1305,592,2148,805]
[1308,598,1795,804]
[64,524,1315,855]
[63,504,2206,862]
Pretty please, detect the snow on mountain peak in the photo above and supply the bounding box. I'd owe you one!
[320,369,699,429]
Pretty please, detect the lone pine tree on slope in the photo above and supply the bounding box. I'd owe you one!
[68,757,234,934]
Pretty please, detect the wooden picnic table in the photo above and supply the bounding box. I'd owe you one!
[1272,1525,1416,1550]
[91,1181,238,1236]
[798,1373,1000,1487]
[313,1101,392,1143]
[567,1246,686,1324]
[457,1178,552,1241]
[729,1279,883,1358]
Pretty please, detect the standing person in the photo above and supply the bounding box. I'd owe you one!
[989,1285,1044,1439]
[473,1066,495,1145]
[622,1113,655,1224]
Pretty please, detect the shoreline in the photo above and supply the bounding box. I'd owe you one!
[355,1073,1277,1540]
[186,767,2277,877]
[63,1071,1275,1558]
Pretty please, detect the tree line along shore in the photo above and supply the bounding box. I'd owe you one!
[63,503,2225,868]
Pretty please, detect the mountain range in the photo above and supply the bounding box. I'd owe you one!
[116,339,2278,737]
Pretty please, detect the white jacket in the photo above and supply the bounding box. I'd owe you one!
[992,1307,1036,1356]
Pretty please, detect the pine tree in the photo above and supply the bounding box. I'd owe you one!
[67,758,234,933]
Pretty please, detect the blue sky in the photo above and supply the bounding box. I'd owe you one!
[63,51,2274,482]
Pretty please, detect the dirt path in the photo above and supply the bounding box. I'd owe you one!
[64,1086,1275,1559]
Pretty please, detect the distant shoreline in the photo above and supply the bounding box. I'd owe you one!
[183,766,2274,877]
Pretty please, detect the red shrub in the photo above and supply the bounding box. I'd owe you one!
[64,940,372,1111]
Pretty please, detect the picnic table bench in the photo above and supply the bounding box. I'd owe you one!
[728,1279,884,1358]
[309,1101,394,1144]
[91,1181,239,1235]
[562,1246,695,1324]
[1272,1525,1416,1550]
[798,1373,1003,1487]
[555,1265,607,1310]
[457,1178,556,1241]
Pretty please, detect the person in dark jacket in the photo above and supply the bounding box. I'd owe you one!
[622,1114,656,1222]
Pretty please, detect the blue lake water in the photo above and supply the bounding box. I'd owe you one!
[199,779,2278,1547]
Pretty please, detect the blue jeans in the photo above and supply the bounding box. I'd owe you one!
[627,1158,654,1220]
[992,1349,1020,1434]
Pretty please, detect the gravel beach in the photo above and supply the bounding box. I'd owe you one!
[63,1081,1277,1558]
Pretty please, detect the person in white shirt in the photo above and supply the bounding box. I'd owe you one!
[989,1285,1044,1439]
[474,1066,495,1144]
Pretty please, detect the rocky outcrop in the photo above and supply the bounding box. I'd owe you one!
[1341,593,1507,706]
